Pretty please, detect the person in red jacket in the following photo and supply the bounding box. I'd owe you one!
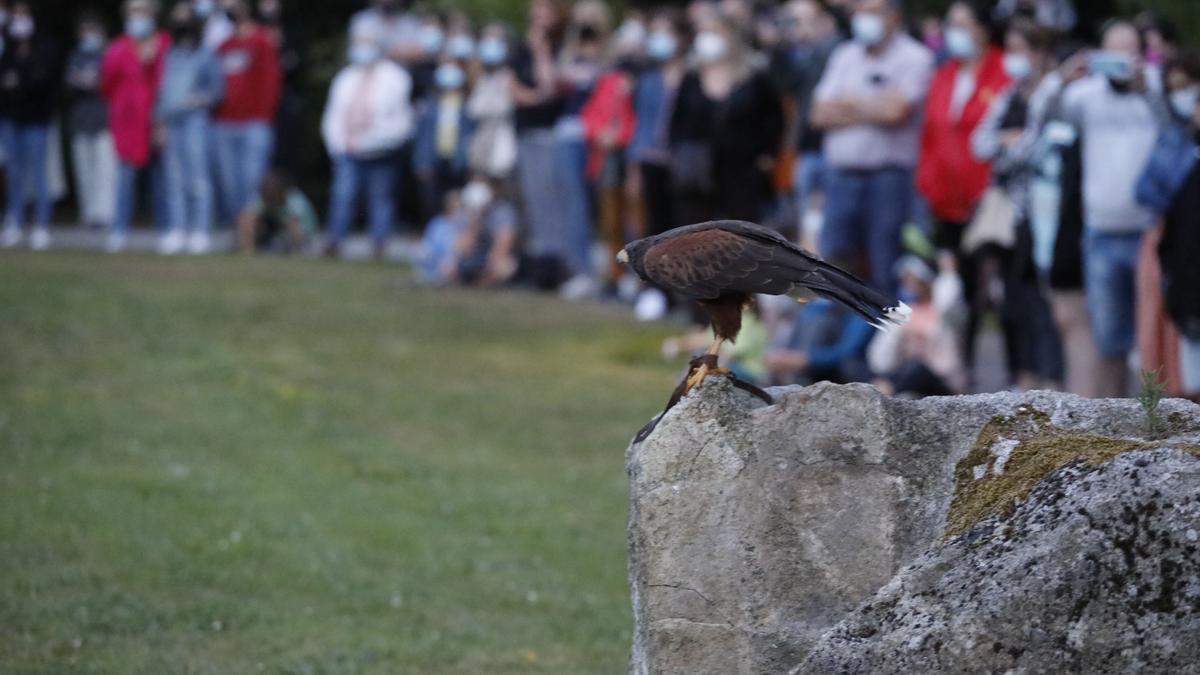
[100,0,171,253]
[582,60,636,285]
[213,0,281,223]
[916,0,1011,379]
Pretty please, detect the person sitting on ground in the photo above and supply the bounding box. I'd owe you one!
[868,255,968,396]
[449,176,519,286]
[418,188,467,285]
[662,303,770,385]
[763,294,877,386]
[236,170,317,254]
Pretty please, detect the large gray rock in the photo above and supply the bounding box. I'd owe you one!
[625,379,1200,675]
[800,448,1200,674]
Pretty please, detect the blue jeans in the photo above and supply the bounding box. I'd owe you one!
[214,120,273,220]
[1083,229,1142,358]
[793,151,827,215]
[113,159,167,235]
[163,114,214,233]
[325,154,397,243]
[820,166,913,296]
[555,134,594,277]
[3,122,51,226]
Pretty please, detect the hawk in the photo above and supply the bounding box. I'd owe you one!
[618,220,909,437]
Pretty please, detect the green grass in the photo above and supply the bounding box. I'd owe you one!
[0,251,680,674]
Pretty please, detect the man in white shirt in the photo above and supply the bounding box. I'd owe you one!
[811,0,933,295]
[1059,20,1165,396]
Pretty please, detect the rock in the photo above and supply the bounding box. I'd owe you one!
[624,379,1200,675]
[799,448,1200,674]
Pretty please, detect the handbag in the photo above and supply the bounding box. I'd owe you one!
[962,186,1018,254]
[669,140,714,192]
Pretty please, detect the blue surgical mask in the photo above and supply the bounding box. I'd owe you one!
[851,12,885,46]
[1002,53,1032,81]
[1170,87,1199,120]
[419,26,444,55]
[944,27,976,60]
[193,0,215,18]
[349,43,380,65]
[80,31,105,52]
[125,15,155,39]
[478,37,507,66]
[435,62,465,89]
[1090,51,1135,83]
[646,31,676,61]
[693,31,727,64]
[447,34,474,60]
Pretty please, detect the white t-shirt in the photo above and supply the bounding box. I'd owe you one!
[814,32,934,170]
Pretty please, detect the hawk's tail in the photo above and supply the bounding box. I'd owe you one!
[794,258,911,331]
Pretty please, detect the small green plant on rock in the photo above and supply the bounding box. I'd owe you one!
[1138,369,1167,438]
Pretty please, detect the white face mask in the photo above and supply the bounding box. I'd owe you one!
[9,14,34,40]
[693,31,727,64]
[944,26,976,60]
[851,12,885,46]
[462,181,492,211]
[1002,53,1032,81]
[1170,86,1199,120]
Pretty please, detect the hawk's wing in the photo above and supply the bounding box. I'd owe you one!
[641,227,807,300]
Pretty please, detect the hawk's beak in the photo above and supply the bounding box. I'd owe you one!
[616,249,629,264]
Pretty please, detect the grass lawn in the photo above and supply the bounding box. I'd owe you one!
[0,251,680,674]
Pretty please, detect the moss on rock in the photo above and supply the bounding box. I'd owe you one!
[945,406,1200,538]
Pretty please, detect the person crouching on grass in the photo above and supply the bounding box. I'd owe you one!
[236,170,317,254]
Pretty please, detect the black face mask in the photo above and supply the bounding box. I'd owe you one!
[1108,77,1133,94]
[578,24,599,41]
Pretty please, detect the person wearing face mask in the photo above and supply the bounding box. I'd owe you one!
[449,176,520,287]
[581,21,642,287]
[100,0,171,253]
[0,2,61,251]
[1147,50,1200,401]
[970,19,1066,392]
[349,0,422,64]
[1132,51,1200,398]
[466,23,517,180]
[767,0,840,248]
[65,13,117,234]
[1055,20,1164,398]
[810,0,934,297]
[212,0,280,224]
[413,59,475,224]
[668,20,782,228]
[155,1,224,255]
[628,11,689,240]
[916,1,1011,384]
[320,25,413,259]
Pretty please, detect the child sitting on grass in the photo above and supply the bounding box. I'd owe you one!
[237,171,318,254]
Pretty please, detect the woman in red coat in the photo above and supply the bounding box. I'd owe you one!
[916,0,1010,382]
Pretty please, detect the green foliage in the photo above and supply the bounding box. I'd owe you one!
[1139,368,1168,437]
[0,251,680,673]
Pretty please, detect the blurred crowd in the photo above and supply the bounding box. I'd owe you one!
[2,0,1199,400]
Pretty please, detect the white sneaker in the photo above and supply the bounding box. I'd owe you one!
[186,230,211,255]
[159,228,186,255]
[106,231,127,253]
[635,288,668,322]
[559,274,598,301]
[30,226,50,251]
[1,225,22,248]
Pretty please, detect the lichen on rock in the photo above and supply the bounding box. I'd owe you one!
[945,406,1200,538]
